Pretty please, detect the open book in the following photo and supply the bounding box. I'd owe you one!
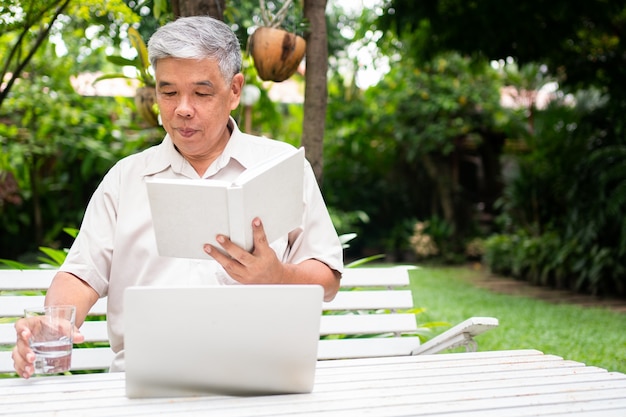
[146,147,305,259]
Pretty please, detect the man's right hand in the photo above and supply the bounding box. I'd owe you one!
[12,317,85,379]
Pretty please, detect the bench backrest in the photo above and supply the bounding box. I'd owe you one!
[1,266,498,375]
[0,266,422,374]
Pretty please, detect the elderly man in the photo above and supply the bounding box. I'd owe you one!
[13,16,343,378]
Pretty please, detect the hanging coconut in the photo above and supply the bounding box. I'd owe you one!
[249,26,306,82]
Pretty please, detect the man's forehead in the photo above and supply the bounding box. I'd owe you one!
[154,57,223,84]
[154,56,220,71]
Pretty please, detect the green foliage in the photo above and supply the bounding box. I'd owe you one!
[487,89,626,296]
[95,27,155,87]
[374,52,504,158]
[338,233,385,267]
[0,227,77,269]
[380,0,626,106]
[484,229,626,296]
[323,50,509,257]
[328,209,370,239]
[483,234,515,276]
[0,30,160,259]
[0,0,139,107]
[0,259,29,269]
[37,227,78,267]
[323,74,403,253]
[376,1,626,296]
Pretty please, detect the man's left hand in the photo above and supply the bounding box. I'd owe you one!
[203,217,285,284]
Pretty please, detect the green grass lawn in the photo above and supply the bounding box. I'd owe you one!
[409,265,626,374]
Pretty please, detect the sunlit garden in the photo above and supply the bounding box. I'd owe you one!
[2,3,626,299]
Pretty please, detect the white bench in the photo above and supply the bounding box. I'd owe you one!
[0,269,113,373]
[0,267,498,374]
[320,266,498,359]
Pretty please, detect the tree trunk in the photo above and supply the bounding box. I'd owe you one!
[171,0,226,19]
[302,0,328,184]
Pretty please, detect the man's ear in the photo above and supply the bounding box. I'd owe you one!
[230,73,245,109]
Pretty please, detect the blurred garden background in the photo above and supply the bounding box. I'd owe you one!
[2,0,626,300]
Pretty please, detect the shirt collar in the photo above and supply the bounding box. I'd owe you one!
[217,119,259,170]
[141,117,256,178]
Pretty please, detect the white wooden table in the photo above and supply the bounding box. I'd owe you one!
[1,349,625,416]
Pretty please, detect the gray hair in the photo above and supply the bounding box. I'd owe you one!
[147,16,242,82]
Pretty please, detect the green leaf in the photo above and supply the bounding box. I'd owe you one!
[63,228,79,239]
[106,55,139,68]
[37,246,68,267]
[94,73,132,83]
[346,254,386,268]
[0,259,30,269]
[128,27,153,85]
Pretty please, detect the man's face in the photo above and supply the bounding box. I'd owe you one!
[155,57,243,160]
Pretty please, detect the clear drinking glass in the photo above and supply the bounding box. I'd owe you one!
[24,305,76,374]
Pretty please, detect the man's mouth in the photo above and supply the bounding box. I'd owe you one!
[177,128,197,137]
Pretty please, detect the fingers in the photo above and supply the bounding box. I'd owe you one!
[251,217,270,254]
[13,320,35,379]
[13,321,83,379]
[204,236,248,281]
[203,218,269,262]
[73,326,85,344]
[203,237,239,263]
[208,217,269,257]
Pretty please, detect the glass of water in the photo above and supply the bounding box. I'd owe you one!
[24,305,76,374]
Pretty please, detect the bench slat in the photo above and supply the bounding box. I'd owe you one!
[0,296,47,318]
[5,315,419,346]
[318,337,420,360]
[320,313,418,336]
[0,297,107,318]
[323,290,414,311]
[77,321,109,343]
[0,320,109,347]
[0,269,56,290]
[339,267,413,287]
[69,348,116,371]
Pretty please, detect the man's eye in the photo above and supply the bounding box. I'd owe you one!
[161,91,176,96]
[196,92,211,97]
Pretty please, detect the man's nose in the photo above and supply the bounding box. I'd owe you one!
[175,97,193,118]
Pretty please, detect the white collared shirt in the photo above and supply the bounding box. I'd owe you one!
[61,119,343,370]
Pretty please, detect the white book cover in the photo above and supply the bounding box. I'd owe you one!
[146,147,305,259]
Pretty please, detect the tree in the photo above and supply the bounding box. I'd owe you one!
[379,0,626,121]
[378,0,626,292]
[0,1,141,254]
[0,0,70,109]
[0,0,137,110]
[301,0,328,182]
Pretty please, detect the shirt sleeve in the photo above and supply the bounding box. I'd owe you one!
[284,160,344,274]
[60,163,120,298]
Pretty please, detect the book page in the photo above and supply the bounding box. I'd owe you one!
[235,147,305,250]
[146,178,231,259]
[146,147,305,259]
[233,147,301,187]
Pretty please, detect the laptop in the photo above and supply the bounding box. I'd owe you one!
[124,285,323,398]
